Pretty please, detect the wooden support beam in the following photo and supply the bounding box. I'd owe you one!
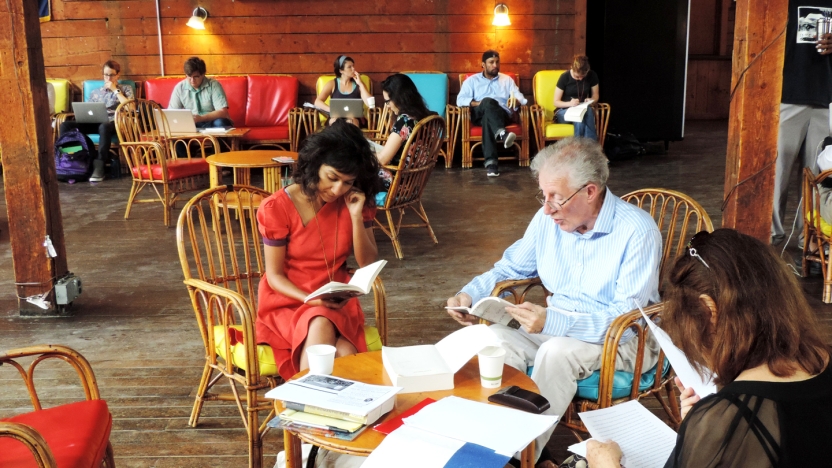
[0,0,69,314]
[721,0,787,240]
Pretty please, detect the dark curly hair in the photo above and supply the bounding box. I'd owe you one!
[293,120,381,205]
[381,74,433,121]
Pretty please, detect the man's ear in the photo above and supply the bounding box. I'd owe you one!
[585,183,599,201]
[699,294,718,328]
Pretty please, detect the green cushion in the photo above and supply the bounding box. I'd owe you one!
[575,358,671,401]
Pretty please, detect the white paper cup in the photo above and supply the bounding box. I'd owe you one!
[478,346,506,388]
[367,96,376,109]
[306,344,336,375]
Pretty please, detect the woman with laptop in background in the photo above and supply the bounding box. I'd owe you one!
[314,55,373,126]
[374,73,434,199]
[59,60,133,182]
[255,120,381,381]
[578,229,831,468]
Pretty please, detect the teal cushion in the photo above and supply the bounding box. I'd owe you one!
[83,79,137,101]
[86,134,119,145]
[404,73,448,117]
[575,358,671,401]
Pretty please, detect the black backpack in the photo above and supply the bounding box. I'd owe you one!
[604,132,647,160]
[54,129,95,182]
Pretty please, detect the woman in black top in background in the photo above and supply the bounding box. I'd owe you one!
[553,55,600,141]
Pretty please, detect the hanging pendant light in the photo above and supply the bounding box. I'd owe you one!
[187,6,209,30]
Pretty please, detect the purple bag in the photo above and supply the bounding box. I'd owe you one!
[54,129,95,182]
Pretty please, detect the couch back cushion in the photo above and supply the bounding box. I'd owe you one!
[245,75,298,127]
[84,80,137,102]
[144,77,183,108]
[404,72,448,116]
[212,76,248,126]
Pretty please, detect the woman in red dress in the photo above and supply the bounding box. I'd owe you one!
[256,121,381,380]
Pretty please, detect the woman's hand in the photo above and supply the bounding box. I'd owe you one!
[345,189,366,219]
[307,297,349,310]
[569,98,581,107]
[586,440,623,468]
[675,376,701,420]
[352,70,363,84]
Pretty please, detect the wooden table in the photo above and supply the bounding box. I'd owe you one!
[175,127,251,151]
[279,351,540,468]
[206,150,296,193]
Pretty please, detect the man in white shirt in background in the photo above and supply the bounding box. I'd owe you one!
[446,137,661,467]
[457,50,527,177]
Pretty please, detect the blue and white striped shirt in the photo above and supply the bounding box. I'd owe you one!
[456,72,528,114]
[460,190,661,344]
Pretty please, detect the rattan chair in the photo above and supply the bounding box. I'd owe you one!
[115,99,218,226]
[489,188,713,437]
[0,345,115,468]
[802,168,832,303]
[177,185,388,468]
[375,115,445,259]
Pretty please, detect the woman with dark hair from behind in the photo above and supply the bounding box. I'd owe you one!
[375,73,434,194]
[314,55,373,125]
[583,228,832,467]
[255,120,381,380]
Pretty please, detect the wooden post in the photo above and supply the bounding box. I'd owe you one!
[0,0,69,314]
[721,0,787,239]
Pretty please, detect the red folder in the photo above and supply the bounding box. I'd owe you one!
[373,398,436,434]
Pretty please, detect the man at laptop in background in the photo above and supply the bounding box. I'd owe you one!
[59,59,133,182]
[457,49,527,177]
[169,56,233,129]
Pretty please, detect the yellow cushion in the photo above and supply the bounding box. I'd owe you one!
[533,70,567,122]
[47,78,71,114]
[212,324,382,376]
[544,123,575,139]
[808,210,832,237]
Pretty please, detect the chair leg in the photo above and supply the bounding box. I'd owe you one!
[103,441,116,468]
[824,251,832,304]
[385,209,403,259]
[124,181,141,220]
[189,362,215,427]
[413,202,438,244]
[248,388,263,468]
[163,183,173,227]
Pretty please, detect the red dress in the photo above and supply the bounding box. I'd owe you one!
[256,188,376,380]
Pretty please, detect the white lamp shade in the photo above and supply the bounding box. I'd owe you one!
[493,4,511,26]
[187,7,208,30]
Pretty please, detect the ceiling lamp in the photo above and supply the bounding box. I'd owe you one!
[187,6,208,30]
[492,4,511,27]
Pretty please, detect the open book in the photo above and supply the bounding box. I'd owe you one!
[563,100,595,123]
[382,324,503,393]
[199,127,235,134]
[445,297,520,329]
[304,259,387,303]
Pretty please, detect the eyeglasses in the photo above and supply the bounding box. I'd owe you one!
[536,184,588,211]
[687,230,710,269]
[103,73,119,78]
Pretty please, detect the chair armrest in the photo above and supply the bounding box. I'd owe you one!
[0,422,57,468]
[490,277,550,303]
[529,105,546,151]
[168,134,221,159]
[0,344,102,410]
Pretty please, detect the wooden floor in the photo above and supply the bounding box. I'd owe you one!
[1,120,829,467]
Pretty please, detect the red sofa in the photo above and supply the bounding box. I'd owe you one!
[144,74,301,150]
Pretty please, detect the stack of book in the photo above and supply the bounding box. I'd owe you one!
[266,374,401,441]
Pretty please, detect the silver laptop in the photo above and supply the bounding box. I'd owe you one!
[155,109,197,135]
[329,99,365,119]
[72,102,110,123]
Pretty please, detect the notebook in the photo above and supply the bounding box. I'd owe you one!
[329,99,364,119]
[156,109,197,135]
[72,102,110,123]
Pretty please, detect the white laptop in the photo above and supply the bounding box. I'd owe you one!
[72,102,110,123]
[329,99,365,119]
[155,109,197,135]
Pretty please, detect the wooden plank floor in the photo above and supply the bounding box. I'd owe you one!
[0,120,829,467]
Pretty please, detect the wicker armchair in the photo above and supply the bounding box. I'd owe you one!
[489,188,714,437]
[0,345,115,468]
[802,168,832,303]
[375,115,445,259]
[176,185,388,468]
[115,99,218,226]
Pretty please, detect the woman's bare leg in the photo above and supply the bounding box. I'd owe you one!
[299,316,337,371]
[334,336,358,357]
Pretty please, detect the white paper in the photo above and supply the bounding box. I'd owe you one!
[382,345,451,376]
[264,374,401,417]
[347,259,387,292]
[563,100,595,123]
[362,425,466,468]
[578,401,676,468]
[434,324,503,373]
[635,301,718,397]
[403,396,558,456]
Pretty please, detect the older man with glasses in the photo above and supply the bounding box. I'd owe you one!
[445,137,662,468]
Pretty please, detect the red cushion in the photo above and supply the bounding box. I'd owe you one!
[144,77,182,108]
[462,71,520,85]
[469,123,523,137]
[241,125,290,141]
[0,400,111,468]
[131,157,209,180]
[213,76,248,127]
[245,76,298,128]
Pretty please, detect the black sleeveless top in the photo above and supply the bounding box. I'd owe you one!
[331,78,361,99]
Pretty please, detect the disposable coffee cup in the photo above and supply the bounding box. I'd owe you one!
[478,346,506,388]
[367,96,376,109]
[306,344,336,375]
[819,18,832,53]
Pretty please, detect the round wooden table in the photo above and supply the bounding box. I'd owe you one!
[279,351,540,468]
[206,150,296,193]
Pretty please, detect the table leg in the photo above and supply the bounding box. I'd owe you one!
[264,167,279,193]
[283,430,303,468]
[520,440,535,468]
[231,137,239,152]
[234,168,252,186]
[209,164,220,188]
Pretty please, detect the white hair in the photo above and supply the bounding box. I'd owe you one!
[529,137,609,189]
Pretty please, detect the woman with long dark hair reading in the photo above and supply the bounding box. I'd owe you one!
[255,121,381,380]
[583,229,831,467]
